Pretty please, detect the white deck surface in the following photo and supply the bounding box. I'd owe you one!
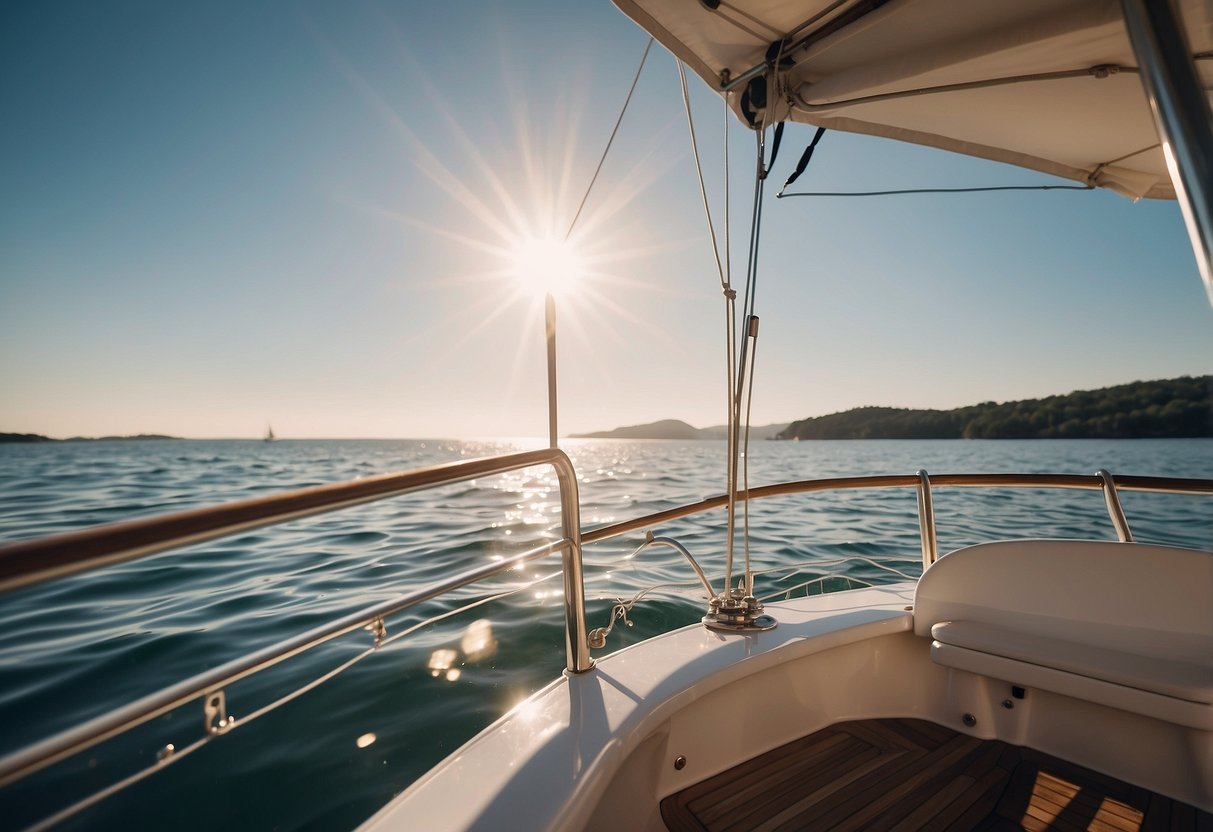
[360,584,916,831]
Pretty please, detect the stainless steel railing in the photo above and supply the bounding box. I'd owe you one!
[0,457,1209,792]
[0,446,592,675]
[0,447,591,789]
[582,469,1212,565]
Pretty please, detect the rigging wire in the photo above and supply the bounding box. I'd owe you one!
[761,573,860,601]
[724,100,732,291]
[677,57,744,596]
[728,126,769,596]
[722,113,739,597]
[565,37,654,241]
[677,60,728,291]
[733,43,791,596]
[741,129,769,351]
[723,104,736,581]
[753,553,918,585]
[740,315,761,596]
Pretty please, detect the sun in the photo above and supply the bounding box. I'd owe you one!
[509,234,585,299]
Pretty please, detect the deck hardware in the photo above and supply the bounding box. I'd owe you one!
[674,755,687,771]
[1012,686,1026,700]
[721,61,768,93]
[204,691,234,735]
[588,601,635,649]
[1002,699,1014,710]
[156,744,175,763]
[703,587,777,633]
[915,470,938,567]
[962,713,977,727]
[1097,470,1134,542]
[644,533,719,600]
[366,617,387,646]
[592,533,774,636]
[589,534,736,648]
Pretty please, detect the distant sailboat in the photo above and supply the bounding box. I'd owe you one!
[263,425,275,443]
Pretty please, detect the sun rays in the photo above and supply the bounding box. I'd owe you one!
[349,62,677,357]
[306,20,720,434]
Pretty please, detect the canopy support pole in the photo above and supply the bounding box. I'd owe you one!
[1120,0,1213,306]
[545,292,558,449]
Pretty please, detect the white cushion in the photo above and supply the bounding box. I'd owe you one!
[914,540,1213,727]
[930,638,1212,730]
[931,620,1213,704]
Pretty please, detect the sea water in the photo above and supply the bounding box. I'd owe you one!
[0,438,1209,829]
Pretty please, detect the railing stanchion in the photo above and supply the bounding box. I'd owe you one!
[552,454,593,673]
[0,446,599,786]
[1098,469,1134,543]
[916,470,938,568]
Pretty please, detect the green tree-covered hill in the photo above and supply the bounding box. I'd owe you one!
[777,376,1212,440]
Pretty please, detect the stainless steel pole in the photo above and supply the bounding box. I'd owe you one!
[1120,0,1213,305]
[545,292,558,448]
[915,470,938,569]
[553,455,592,673]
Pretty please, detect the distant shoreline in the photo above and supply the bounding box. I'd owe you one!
[6,373,1210,444]
[572,419,787,441]
[0,433,183,443]
[576,376,1212,441]
[777,376,1209,440]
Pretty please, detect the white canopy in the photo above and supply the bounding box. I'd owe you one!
[614,0,1213,200]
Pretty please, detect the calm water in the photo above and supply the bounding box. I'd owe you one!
[0,438,1209,830]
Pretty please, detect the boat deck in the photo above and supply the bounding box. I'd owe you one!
[660,718,1210,831]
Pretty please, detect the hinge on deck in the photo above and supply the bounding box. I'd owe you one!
[204,690,235,735]
[366,617,387,647]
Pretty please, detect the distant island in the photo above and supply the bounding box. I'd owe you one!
[572,419,788,440]
[0,433,182,443]
[570,377,1210,442]
[777,376,1211,440]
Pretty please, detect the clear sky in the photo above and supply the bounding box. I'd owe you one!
[2,1,1210,440]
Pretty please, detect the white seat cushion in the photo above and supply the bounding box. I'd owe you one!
[915,540,1213,727]
[933,620,1213,705]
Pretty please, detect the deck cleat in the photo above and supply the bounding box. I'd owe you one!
[703,587,776,633]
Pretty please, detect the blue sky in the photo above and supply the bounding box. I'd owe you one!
[2,1,1210,439]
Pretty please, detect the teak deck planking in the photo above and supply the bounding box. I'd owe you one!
[660,718,1210,831]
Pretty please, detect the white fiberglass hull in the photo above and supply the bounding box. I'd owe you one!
[362,543,1213,830]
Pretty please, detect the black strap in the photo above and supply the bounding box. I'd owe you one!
[782,127,826,189]
[761,122,785,180]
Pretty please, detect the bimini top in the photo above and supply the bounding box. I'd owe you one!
[613,0,1213,200]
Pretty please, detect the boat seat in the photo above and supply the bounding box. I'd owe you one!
[914,540,1213,729]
